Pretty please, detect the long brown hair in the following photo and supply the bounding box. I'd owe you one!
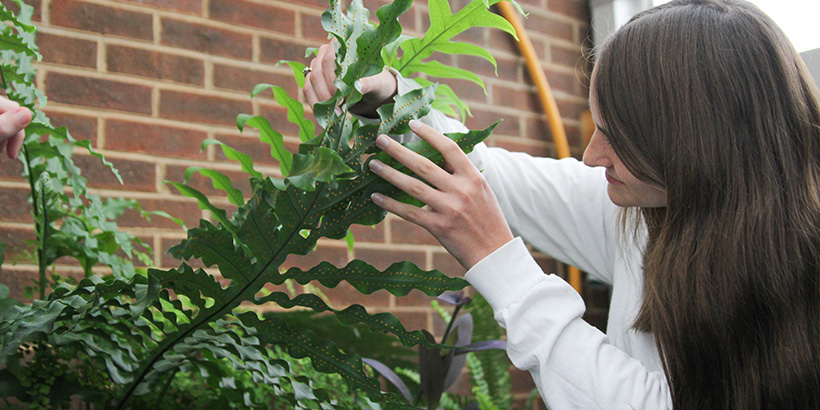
[594,0,820,408]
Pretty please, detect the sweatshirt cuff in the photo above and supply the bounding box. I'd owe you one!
[464,237,549,314]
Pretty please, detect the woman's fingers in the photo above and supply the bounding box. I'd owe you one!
[368,157,445,209]
[371,134,454,191]
[408,120,473,172]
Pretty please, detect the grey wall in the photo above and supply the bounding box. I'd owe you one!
[802,48,820,90]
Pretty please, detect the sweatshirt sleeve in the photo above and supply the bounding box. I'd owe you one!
[394,69,618,283]
[466,238,672,410]
[468,143,619,284]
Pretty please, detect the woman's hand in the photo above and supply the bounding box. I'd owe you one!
[303,40,398,118]
[0,96,30,159]
[368,120,514,270]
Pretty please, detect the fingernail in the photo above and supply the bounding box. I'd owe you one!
[368,159,383,172]
[371,193,383,205]
[409,119,421,131]
[354,80,362,91]
[375,134,389,149]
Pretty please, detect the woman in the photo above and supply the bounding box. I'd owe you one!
[306,0,820,408]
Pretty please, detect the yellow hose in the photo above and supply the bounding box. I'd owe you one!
[496,1,583,294]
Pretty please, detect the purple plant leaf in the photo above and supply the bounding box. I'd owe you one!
[454,340,508,355]
[362,358,413,402]
[443,313,473,391]
[437,291,472,307]
[418,329,449,410]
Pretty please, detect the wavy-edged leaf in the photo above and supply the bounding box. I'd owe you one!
[251,84,315,142]
[287,147,353,191]
[254,292,430,348]
[184,167,245,206]
[237,114,292,176]
[201,138,262,179]
[237,311,382,398]
[282,260,467,297]
[403,59,486,93]
[166,182,231,230]
[276,60,308,88]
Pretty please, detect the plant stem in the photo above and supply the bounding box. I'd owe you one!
[441,304,463,343]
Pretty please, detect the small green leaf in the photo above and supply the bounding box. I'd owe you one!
[287,147,353,191]
[250,84,315,142]
[167,182,231,230]
[237,114,293,176]
[277,60,309,88]
[184,167,245,206]
[201,139,263,179]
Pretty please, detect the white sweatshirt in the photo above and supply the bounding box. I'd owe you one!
[396,74,675,409]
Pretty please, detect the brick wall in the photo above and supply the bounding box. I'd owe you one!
[0,0,593,407]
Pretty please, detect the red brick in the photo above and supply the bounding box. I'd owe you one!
[114,0,201,14]
[525,115,551,141]
[489,28,520,55]
[44,112,98,146]
[38,32,96,68]
[547,0,590,22]
[300,0,333,9]
[390,218,438,246]
[539,68,578,94]
[50,0,153,41]
[115,197,201,230]
[350,223,385,244]
[259,37,311,65]
[159,90,252,127]
[492,83,538,112]
[0,186,34,223]
[447,78,489,106]
[524,13,574,42]
[432,251,466,277]
[161,18,253,60]
[105,119,208,159]
[45,72,153,115]
[0,157,25,181]
[212,64,296,95]
[550,44,584,69]
[209,0,295,34]
[255,103,304,138]
[211,132,300,169]
[465,108,522,138]
[301,13,328,42]
[391,310,430,332]
[74,154,156,192]
[555,98,589,124]
[107,45,205,86]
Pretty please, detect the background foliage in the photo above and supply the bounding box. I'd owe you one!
[0,0,523,408]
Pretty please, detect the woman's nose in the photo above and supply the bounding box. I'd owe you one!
[583,130,613,168]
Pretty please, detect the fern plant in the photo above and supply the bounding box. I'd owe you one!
[0,0,522,408]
